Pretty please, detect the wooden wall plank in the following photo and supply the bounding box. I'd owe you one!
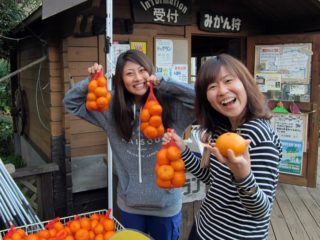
[71,145,107,157]
[70,119,104,134]
[67,47,98,62]
[71,132,107,148]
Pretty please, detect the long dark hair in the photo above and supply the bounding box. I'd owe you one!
[194,53,271,132]
[112,49,172,141]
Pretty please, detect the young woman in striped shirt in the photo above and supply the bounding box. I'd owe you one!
[163,54,282,240]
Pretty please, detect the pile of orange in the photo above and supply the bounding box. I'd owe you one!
[86,72,112,112]
[140,100,164,139]
[4,213,116,240]
[155,144,186,188]
[215,132,246,157]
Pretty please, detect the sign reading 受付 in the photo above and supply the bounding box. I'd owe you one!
[131,0,192,25]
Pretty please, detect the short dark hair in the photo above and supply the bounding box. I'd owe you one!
[194,53,271,131]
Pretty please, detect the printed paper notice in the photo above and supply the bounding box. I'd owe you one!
[173,64,188,83]
[156,39,173,66]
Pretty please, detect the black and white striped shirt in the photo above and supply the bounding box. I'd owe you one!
[182,119,282,240]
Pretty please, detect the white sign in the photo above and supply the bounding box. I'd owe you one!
[155,39,173,66]
[182,172,206,203]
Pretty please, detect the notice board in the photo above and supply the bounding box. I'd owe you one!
[154,37,189,84]
[254,43,313,102]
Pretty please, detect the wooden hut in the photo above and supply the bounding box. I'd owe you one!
[7,0,320,238]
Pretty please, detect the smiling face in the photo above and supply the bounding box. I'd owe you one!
[206,66,247,129]
[122,61,150,102]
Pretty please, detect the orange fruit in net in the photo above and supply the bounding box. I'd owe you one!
[69,220,81,234]
[171,171,186,188]
[156,148,169,165]
[88,80,98,92]
[149,115,162,127]
[65,236,75,240]
[25,234,39,240]
[156,178,172,188]
[156,165,174,180]
[86,92,97,101]
[93,223,104,235]
[12,231,25,240]
[104,231,115,240]
[140,109,150,122]
[166,146,181,161]
[140,122,149,131]
[143,126,158,139]
[86,101,98,111]
[96,97,108,108]
[101,218,115,232]
[157,125,164,137]
[94,87,108,97]
[149,104,163,115]
[15,229,26,238]
[80,217,92,230]
[97,76,107,87]
[170,159,185,171]
[144,100,158,110]
[75,229,90,240]
[215,132,246,157]
[48,228,57,238]
[53,221,64,231]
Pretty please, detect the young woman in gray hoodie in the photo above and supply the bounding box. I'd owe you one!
[63,49,195,240]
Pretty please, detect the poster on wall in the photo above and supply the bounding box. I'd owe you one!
[155,38,189,83]
[130,41,147,54]
[182,172,206,203]
[254,43,312,102]
[112,42,130,74]
[270,113,308,151]
[155,39,173,66]
[279,140,304,175]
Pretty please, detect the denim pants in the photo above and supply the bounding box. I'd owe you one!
[119,208,181,240]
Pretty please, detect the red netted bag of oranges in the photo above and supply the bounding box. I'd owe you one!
[86,69,112,112]
[155,129,186,189]
[3,210,116,240]
[140,82,164,139]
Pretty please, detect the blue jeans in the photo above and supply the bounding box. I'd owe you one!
[119,209,181,240]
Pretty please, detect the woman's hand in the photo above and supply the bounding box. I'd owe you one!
[145,73,160,86]
[88,63,103,74]
[209,140,252,181]
[162,130,187,152]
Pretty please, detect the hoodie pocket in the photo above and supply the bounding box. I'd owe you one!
[124,173,180,209]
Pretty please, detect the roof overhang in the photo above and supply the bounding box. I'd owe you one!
[42,0,88,19]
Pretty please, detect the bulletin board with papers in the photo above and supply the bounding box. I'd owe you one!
[254,43,313,102]
[154,37,189,84]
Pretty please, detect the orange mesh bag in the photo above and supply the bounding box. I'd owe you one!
[86,70,112,112]
[155,129,186,189]
[140,82,164,139]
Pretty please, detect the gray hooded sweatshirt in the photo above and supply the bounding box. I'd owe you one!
[63,76,195,217]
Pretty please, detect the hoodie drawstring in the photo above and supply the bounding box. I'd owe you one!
[134,104,143,183]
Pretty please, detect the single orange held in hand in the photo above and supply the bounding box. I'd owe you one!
[215,132,246,157]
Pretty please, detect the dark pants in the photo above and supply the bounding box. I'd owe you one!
[188,222,202,240]
[119,208,181,240]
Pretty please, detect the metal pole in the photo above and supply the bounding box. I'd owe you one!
[106,0,114,216]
